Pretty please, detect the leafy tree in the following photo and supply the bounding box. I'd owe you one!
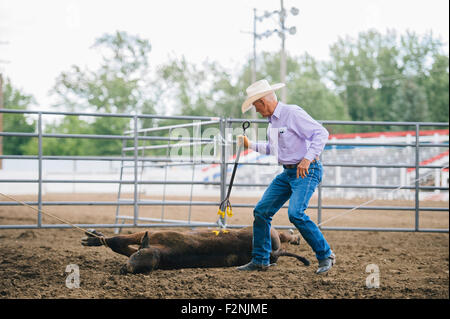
[158,52,352,124]
[157,57,215,117]
[391,79,429,122]
[326,29,448,129]
[424,53,449,122]
[52,31,156,115]
[50,31,158,155]
[44,28,448,157]
[284,53,350,123]
[1,78,36,155]
[327,30,393,123]
[21,115,94,156]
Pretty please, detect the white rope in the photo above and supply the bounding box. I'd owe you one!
[0,192,108,245]
[318,165,449,227]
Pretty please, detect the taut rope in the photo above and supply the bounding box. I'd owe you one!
[0,192,108,246]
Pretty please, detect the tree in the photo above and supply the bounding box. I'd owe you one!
[158,51,352,124]
[52,31,156,115]
[157,56,216,117]
[21,115,95,156]
[391,79,429,122]
[1,78,36,155]
[50,31,158,155]
[46,28,448,154]
[326,29,448,128]
[327,30,394,123]
[284,53,350,123]
[424,53,449,123]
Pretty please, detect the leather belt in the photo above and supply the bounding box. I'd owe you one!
[282,164,299,169]
[282,157,319,169]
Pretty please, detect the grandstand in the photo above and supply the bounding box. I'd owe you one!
[201,129,449,201]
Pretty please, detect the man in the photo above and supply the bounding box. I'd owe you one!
[236,79,335,274]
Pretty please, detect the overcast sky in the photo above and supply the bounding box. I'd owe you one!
[0,0,449,110]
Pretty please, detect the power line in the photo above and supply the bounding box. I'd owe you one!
[285,68,449,94]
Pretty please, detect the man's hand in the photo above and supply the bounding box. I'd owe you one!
[297,158,311,179]
[237,135,250,149]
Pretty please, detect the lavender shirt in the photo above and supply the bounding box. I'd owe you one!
[250,102,329,165]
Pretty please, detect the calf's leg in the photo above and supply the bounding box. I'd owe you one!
[82,230,147,257]
[270,249,310,266]
[278,230,301,245]
[269,228,309,266]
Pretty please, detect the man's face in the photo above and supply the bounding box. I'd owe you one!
[253,98,271,117]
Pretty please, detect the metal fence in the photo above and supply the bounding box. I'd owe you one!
[0,108,448,233]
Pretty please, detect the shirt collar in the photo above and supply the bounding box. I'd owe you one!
[269,102,282,123]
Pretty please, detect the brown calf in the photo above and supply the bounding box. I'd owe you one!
[81,227,310,274]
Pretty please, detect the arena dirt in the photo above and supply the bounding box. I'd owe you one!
[0,194,448,299]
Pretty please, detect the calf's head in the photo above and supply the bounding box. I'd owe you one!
[120,232,161,274]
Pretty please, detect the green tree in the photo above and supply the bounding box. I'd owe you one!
[326,29,448,128]
[158,51,352,124]
[424,53,449,122]
[157,56,215,117]
[50,31,158,155]
[21,115,95,156]
[1,78,36,155]
[52,31,156,115]
[327,30,393,123]
[285,53,350,122]
[391,79,429,122]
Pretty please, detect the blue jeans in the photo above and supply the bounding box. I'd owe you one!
[252,160,331,265]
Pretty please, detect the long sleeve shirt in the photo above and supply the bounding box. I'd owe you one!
[250,102,329,165]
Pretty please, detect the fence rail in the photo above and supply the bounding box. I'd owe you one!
[0,108,448,232]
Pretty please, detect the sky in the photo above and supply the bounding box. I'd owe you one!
[0,0,449,111]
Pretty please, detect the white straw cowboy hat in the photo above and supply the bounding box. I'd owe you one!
[241,79,285,113]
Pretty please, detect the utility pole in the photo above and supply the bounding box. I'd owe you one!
[252,8,257,84]
[243,4,298,139]
[250,8,258,124]
[247,3,298,103]
[280,0,287,102]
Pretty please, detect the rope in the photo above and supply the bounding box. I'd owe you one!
[0,192,108,246]
[318,165,449,227]
[217,121,250,224]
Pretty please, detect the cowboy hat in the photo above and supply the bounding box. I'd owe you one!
[241,79,285,113]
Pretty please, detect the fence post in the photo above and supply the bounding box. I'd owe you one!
[161,128,172,221]
[318,152,323,227]
[414,123,420,231]
[133,115,139,227]
[371,167,377,197]
[37,112,42,228]
[219,117,227,226]
[188,121,201,223]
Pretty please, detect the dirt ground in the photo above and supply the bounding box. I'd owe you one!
[0,193,448,299]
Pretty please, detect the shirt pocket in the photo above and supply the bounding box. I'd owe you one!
[278,127,295,150]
